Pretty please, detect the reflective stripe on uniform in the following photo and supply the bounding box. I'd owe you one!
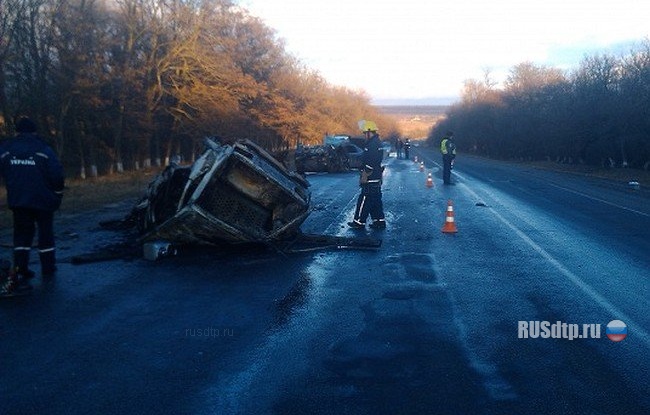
[358,196,367,217]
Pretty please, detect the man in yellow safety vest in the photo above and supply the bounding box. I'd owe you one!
[440,131,456,185]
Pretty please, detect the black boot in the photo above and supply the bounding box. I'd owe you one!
[40,250,57,277]
[370,220,386,229]
[347,220,366,229]
[13,249,33,278]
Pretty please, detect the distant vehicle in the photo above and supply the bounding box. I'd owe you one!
[323,134,351,147]
[341,141,364,169]
[295,141,364,173]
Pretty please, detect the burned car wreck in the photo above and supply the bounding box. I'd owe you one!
[71,137,380,265]
[294,140,364,173]
[131,138,311,246]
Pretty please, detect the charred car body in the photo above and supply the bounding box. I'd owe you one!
[131,138,311,246]
[294,136,364,173]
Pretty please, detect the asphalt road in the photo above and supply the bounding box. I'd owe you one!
[1,147,649,415]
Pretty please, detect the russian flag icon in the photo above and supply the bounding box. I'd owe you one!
[606,320,627,342]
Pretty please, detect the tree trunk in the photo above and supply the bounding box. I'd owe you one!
[77,121,86,179]
[113,104,125,173]
[619,136,628,168]
[0,70,9,134]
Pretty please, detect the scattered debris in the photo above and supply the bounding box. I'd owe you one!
[280,233,382,253]
[69,138,381,263]
[70,241,141,264]
[143,241,177,261]
[0,259,32,298]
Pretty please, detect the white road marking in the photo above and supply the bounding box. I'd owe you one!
[418,151,649,346]
[459,182,650,348]
[546,182,650,217]
[429,154,648,217]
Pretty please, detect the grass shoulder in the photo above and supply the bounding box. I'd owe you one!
[521,160,650,188]
[0,169,158,230]
[453,151,650,188]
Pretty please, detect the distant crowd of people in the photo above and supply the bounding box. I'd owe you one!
[395,138,411,159]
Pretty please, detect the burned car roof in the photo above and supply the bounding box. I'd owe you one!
[132,138,311,245]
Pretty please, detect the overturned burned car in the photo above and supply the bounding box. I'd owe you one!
[294,142,364,173]
[131,138,311,246]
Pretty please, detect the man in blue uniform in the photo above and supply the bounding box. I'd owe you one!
[348,125,386,229]
[0,117,64,289]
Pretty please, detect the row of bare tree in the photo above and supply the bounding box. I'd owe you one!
[0,0,396,178]
[429,41,650,170]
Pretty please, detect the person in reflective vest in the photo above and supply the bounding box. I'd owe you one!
[440,131,456,185]
[0,117,65,283]
[348,128,386,229]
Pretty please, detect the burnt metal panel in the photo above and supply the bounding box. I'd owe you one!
[133,138,311,245]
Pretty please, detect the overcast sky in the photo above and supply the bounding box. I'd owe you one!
[240,0,650,104]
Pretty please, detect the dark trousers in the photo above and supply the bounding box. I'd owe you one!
[443,155,454,184]
[353,184,385,224]
[12,208,56,275]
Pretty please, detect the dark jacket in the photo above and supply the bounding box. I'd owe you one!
[362,134,383,182]
[0,133,65,211]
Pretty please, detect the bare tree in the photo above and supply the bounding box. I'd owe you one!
[505,62,566,93]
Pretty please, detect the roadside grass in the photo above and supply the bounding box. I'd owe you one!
[524,160,650,188]
[0,169,158,230]
[452,150,650,188]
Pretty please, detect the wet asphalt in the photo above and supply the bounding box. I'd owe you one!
[1,147,649,415]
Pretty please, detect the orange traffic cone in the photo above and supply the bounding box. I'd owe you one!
[419,162,425,172]
[441,200,458,233]
[426,173,434,188]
